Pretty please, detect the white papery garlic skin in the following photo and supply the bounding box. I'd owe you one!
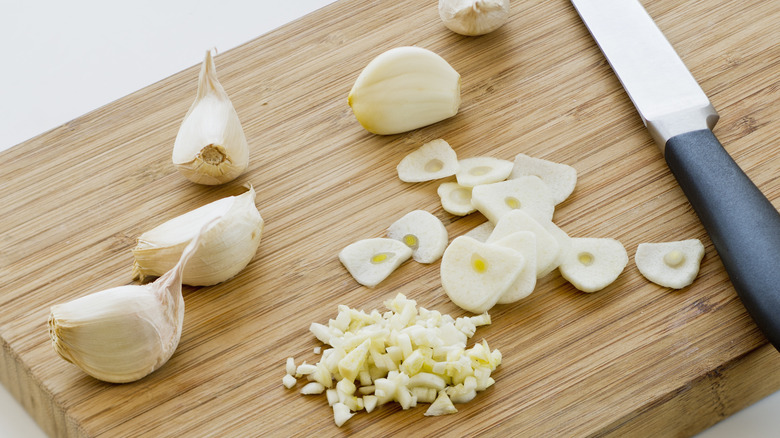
[48,220,214,383]
[348,46,461,135]
[132,185,263,286]
[438,0,510,36]
[172,50,249,185]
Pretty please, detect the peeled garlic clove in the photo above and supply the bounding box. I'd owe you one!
[48,221,213,383]
[172,50,249,185]
[132,185,263,286]
[439,0,510,36]
[348,46,461,135]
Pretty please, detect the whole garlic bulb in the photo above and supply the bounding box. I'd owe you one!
[132,185,263,286]
[48,220,214,383]
[438,0,510,36]
[172,50,249,185]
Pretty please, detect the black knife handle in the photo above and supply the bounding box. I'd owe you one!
[665,129,780,350]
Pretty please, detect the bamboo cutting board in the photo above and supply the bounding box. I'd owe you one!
[2,0,780,436]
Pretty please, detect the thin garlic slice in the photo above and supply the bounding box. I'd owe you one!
[509,153,577,205]
[558,237,628,293]
[132,185,263,286]
[440,235,524,313]
[439,0,510,36]
[486,209,559,278]
[386,210,448,263]
[48,220,215,383]
[397,139,459,182]
[437,182,476,216]
[172,50,249,185]
[339,238,413,287]
[635,239,705,289]
[492,231,537,303]
[464,221,495,242]
[455,156,513,187]
[348,46,461,135]
[471,175,556,224]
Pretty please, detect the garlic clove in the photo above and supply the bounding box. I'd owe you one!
[348,46,461,135]
[172,50,249,185]
[439,0,511,36]
[48,220,214,383]
[132,185,263,286]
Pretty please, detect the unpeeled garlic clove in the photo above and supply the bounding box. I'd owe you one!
[348,46,461,135]
[132,185,263,286]
[438,0,510,36]
[48,220,215,383]
[172,50,249,185]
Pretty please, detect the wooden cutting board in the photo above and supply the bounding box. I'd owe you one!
[2,0,779,436]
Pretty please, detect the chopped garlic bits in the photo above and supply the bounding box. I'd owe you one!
[338,238,412,287]
[284,294,501,426]
[397,139,459,182]
[558,237,628,293]
[387,210,449,264]
[635,239,705,289]
[348,47,461,135]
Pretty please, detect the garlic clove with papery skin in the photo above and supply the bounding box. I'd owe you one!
[172,50,249,185]
[48,220,216,383]
[438,0,510,36]
[132,185,263,286]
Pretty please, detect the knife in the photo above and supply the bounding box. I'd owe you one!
[571,0,780,351]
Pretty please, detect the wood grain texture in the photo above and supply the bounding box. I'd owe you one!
[2,0,779,436]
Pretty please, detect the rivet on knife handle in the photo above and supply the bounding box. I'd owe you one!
[570,0,780,349]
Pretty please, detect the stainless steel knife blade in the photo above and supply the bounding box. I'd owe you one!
[571,0,780,350]
[570,0,718,150]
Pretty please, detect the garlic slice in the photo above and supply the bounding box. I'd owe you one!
[48,220,215,383]
[397,139,459,183]
[132,185,263,286]
[172,50,249,185]
[439,0,510,36]
[635,239,705,289]
[348,46,461,135]
[559,237,628,293]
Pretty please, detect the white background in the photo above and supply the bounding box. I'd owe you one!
[1,1,778,436]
